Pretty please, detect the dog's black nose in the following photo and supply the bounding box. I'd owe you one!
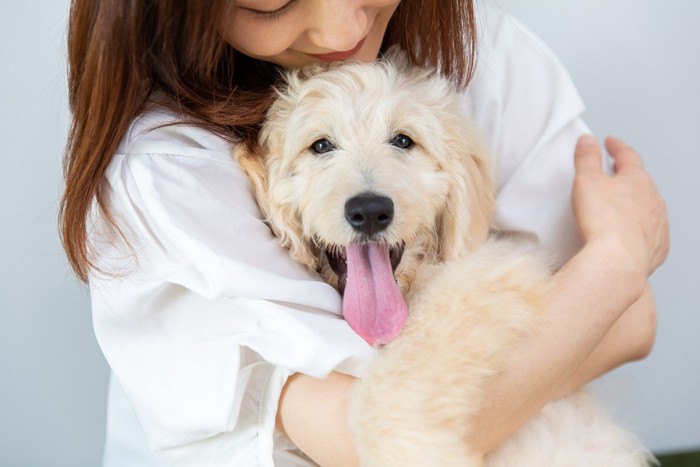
[345,193,394,235]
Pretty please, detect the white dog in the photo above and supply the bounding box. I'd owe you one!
[236,51,656,466]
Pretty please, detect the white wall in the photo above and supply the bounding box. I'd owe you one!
[1,1,698,465]
[0,2,110,466]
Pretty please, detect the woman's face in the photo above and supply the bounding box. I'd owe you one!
[221,0,401,68]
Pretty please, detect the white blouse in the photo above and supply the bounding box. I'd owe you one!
[95,5,589,467]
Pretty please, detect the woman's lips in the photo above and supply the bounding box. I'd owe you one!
[308,38,366,62]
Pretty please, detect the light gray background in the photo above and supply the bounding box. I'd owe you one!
[1,1,698,465]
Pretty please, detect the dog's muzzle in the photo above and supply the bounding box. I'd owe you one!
[322,190,407,346]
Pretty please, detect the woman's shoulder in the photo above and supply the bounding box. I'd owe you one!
[102,107,257,248]
[466,4,584,121]
[463,4,588,263]
[116,107,234,163]
[472,4,566,68]
[464,4,586,179]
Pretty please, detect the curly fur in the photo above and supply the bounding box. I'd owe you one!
[235,50,656,466]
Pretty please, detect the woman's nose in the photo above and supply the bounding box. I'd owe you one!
[306,1,369,52]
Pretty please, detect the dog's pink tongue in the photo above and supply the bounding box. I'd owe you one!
[343,244,409,346]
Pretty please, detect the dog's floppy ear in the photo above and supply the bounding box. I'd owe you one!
[234,118,320,273]
[234,145,269,212]
[437,122,495,261]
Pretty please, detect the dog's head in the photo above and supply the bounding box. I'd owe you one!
[237,51,494,344]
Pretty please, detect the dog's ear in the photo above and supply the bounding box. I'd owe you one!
[235,137,320,273]
[265,175,320,272]
[234,144,273,224]
[437,122,495,261]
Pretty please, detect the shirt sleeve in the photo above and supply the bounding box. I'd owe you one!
[89,120,376,466]
[464,5,593,265]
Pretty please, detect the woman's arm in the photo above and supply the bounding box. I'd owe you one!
[277,136,668,465]
[466,246,655,453]
[277,372,360,467]
[453,136,667,454]
[557,283,657,397]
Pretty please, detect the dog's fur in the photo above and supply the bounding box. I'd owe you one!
[235,51,655,466]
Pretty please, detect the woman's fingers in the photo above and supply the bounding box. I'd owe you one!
[605,136,646,172]
[572,134,669,276]
[604,136,668,270]
[575,134,646,176]
[574,134,603,174]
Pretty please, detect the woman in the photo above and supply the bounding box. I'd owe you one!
[61,1,668,465]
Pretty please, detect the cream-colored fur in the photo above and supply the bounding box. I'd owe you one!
[235,51,655,466]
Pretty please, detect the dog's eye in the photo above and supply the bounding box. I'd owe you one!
[390,134,415,150]
[310,138,335,155]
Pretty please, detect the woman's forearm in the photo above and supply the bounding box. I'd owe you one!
[466,237,649,453]
[557,284,656,397]
[277,371,360,467]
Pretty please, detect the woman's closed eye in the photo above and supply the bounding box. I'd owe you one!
[238,0,298,20]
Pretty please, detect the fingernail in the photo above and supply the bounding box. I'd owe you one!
[577,134,597,148]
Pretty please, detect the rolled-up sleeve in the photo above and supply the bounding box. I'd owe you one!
[90,126,376,466]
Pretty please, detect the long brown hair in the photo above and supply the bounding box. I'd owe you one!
[60,0,478,282]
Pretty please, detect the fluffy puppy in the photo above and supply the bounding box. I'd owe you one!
[235,51,655,466]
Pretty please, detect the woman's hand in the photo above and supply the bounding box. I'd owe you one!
[572,135,670,281]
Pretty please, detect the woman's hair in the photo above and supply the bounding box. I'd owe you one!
[60,0,478,282]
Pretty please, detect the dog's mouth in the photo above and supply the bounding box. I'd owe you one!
[325,243,408,346]
[326,243,404,295]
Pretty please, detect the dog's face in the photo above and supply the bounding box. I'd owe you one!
[237,53,494,344]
